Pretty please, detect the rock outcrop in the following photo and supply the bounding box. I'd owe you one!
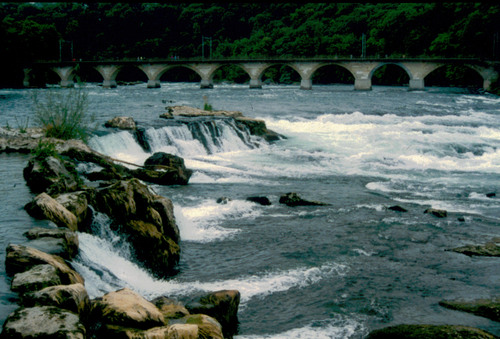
[11,264,62,294]
[448,239,500,257]
[91,179,180,276]
[366,324,497,338]
[133,152,193,185]
[23,155,82,195]
[279,192,329,207]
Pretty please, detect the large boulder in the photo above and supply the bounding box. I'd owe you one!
[366,324,497,338]
[25,193,78,231]
[5,244,84,286]
[90,288,165,330]
[11,264,62,294]
[104,116,137,130]
[279,192,329,207]
[24,227,79,259]
[138,152,193,185]
[439,298,500,322]
[185,290,240,339]
[91,179,180,276]
[23,155,82,194]
[1,306,86,338]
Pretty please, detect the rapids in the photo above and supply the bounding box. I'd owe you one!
[1,83,499,337]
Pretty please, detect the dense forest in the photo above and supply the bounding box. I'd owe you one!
[1,2,499,87]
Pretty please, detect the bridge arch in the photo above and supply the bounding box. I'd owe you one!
[159,65,201,83]
[211,64,250,84]
[311,63,355,87]
[425,64,484,89]
[371,63,411,86]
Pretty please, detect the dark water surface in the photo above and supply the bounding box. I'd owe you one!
[0,84,499,337]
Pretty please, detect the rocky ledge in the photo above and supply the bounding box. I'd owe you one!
[159,105,285,142]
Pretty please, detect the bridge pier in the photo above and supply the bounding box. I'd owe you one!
[354,79,372,90]
[249,79,263,89]
[138,64,170,88]
[95,65,121,88]
[23,68,31,87]
[300,79,312,90]
[52,66,75,88]
[409,78,425,90]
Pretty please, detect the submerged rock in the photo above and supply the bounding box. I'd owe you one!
[366,324,497,338]
[279,192,329,207]
[439,298,500,322]
[246,196,272,206]
[1,306,86,338]
[216,196,231,205]
[388,205,408,212]
[424,208,447,218]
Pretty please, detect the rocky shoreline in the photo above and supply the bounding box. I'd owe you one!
[1,107,499,338]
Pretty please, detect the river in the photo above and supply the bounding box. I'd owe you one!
[1,83,499,337]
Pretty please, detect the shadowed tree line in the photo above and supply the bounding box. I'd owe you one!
[1,2,499,87]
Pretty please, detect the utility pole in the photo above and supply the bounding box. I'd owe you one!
[361,33,366,59]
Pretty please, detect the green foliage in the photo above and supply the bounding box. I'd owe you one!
[202,95,213,111]
[1,2,499,87]
[31,86,94,142]
[31,140,57,161]
[14,116,29,133]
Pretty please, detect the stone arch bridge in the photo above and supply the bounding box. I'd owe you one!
[25,58,499,91]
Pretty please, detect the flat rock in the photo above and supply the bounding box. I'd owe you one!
[5,244,84,286]
[22,283,90,317]
[366,324,497,338]
[24,227,79,259]
[1,306,86,338]
[11,264,62,294]
[164,105,243,118]
[449,240,500,257]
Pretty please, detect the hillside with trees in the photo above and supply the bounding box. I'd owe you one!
[0,2,499,87]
